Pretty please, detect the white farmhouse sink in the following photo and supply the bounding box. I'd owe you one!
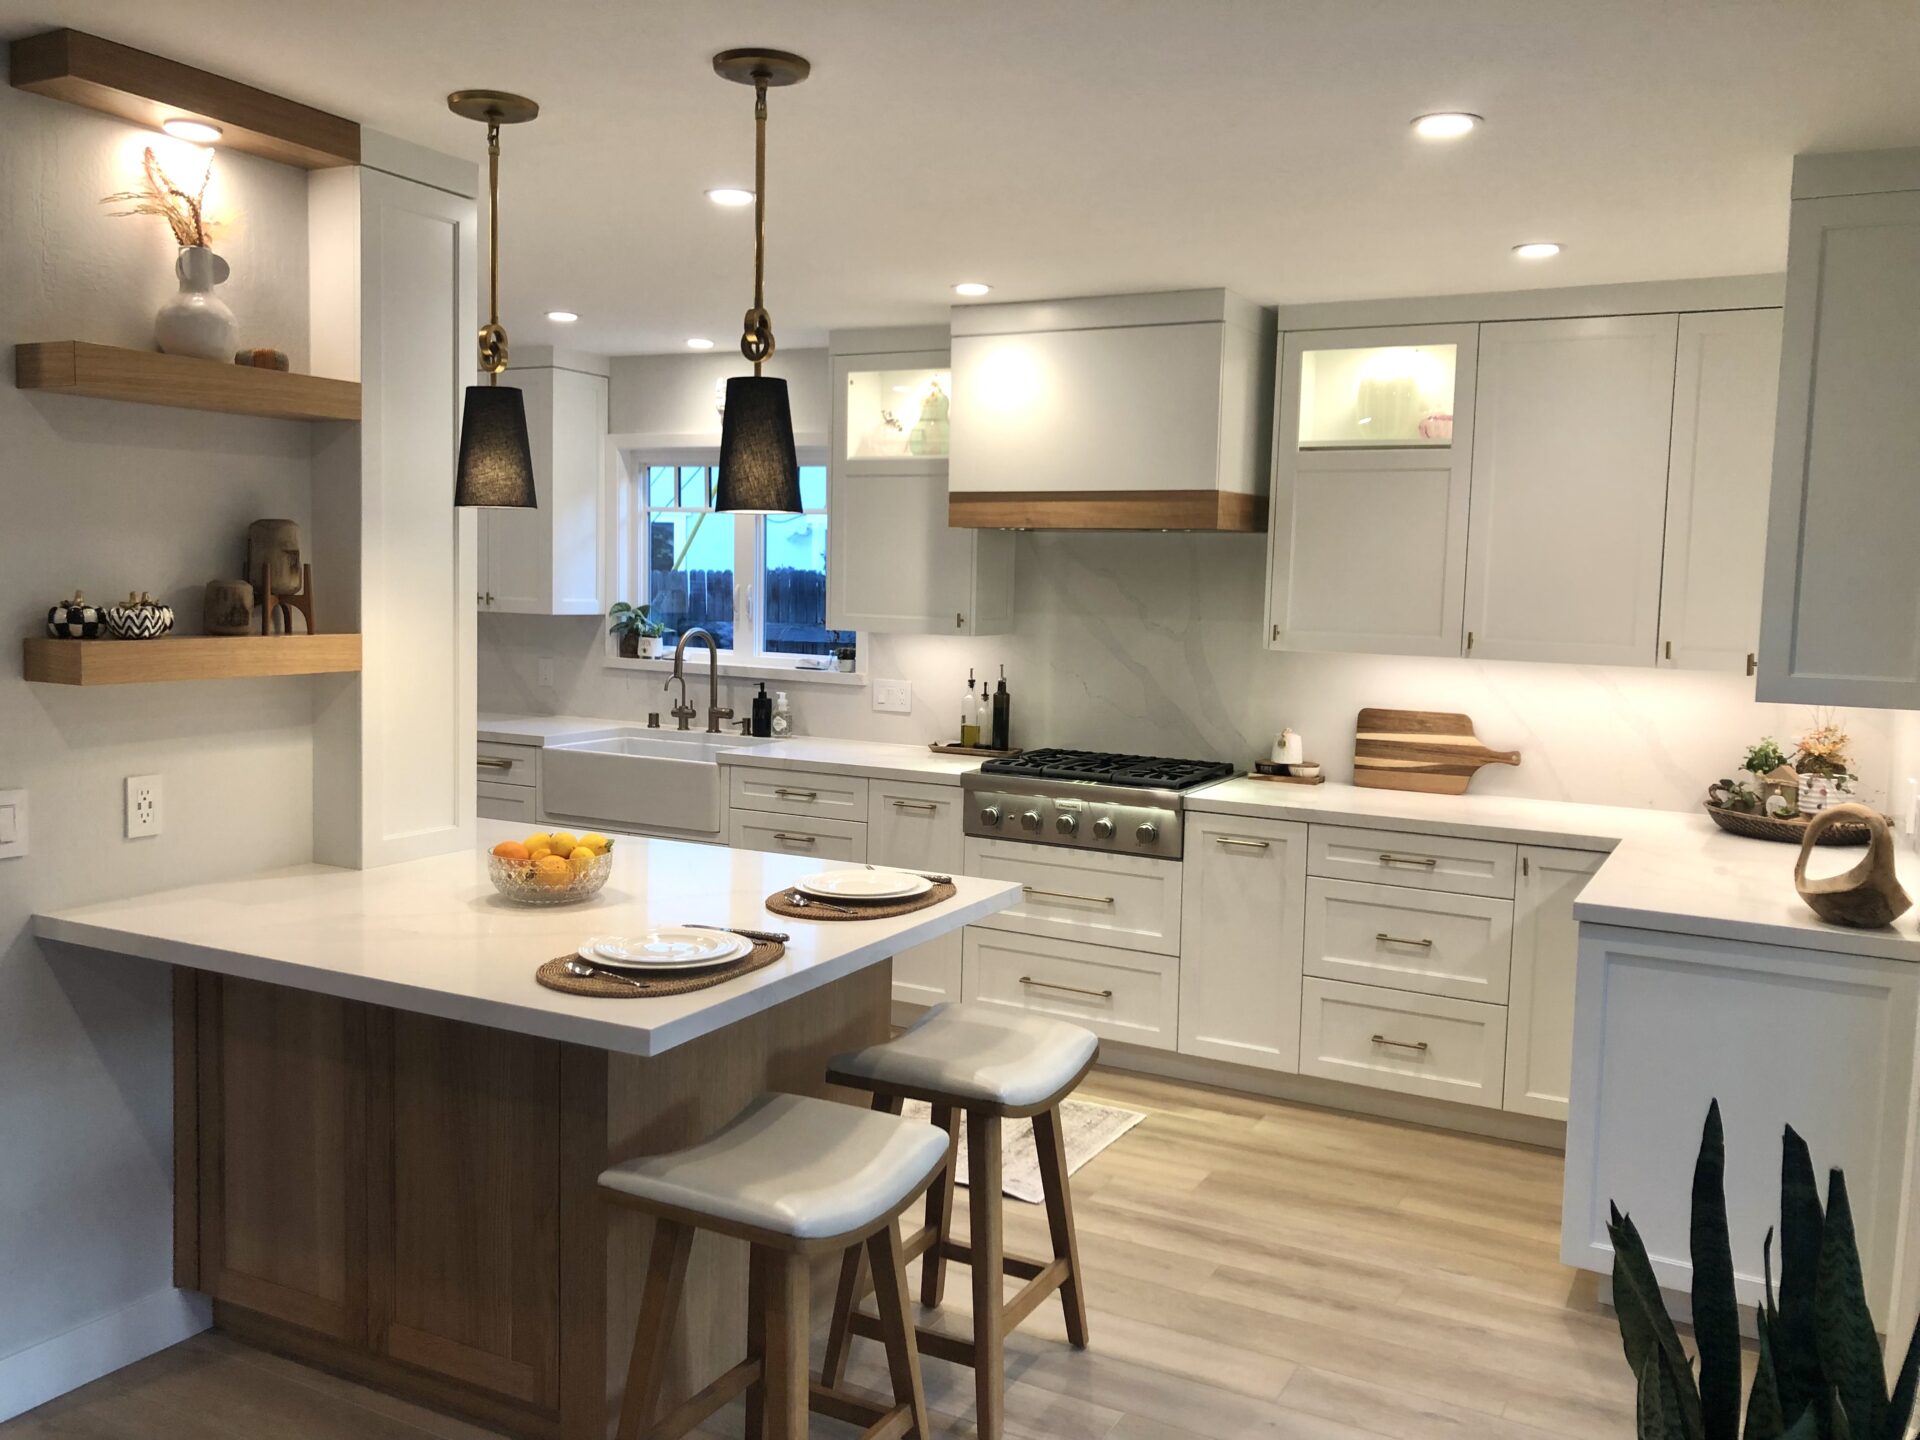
[541,728,753,837]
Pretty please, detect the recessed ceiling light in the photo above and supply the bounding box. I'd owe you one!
[706,188,754,207]
[1410,112,1480,141]
[161,118,223,143]
[952,282,992,298]
[545,309,579,323]
[686,337,715,350]
[1512,241,1563,260]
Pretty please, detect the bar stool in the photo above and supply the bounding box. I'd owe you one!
[599,1091,948,1440]
[819,1004,1100,1440]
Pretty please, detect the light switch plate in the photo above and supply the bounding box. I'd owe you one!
[537,658,555,690]
[872,679,912,714]
[0,789,25,860]
[126,774,162,838]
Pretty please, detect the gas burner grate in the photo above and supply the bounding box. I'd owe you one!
[977,748,1235,791]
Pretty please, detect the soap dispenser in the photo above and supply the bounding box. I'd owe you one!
[751,682,773,737]
[770,690,793,738]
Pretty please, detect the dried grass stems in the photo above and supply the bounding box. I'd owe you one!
[102,147,215,249]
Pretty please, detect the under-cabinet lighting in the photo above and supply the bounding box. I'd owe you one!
[161,118,222,143]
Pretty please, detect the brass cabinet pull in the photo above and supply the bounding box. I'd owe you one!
[1375,932,1434,949]
[1663,638,1673,661]
[1020,976,1114,1001]
[955,612,966,629]
[1216,836,1270,850]
[1378,853,1439,870]
[1746,652,1758,678]
[1021,885,1116,906]
[476,756,514,770]
[773,788,819,801]
[891,799,939,813]
[772,832,817,846]
[1370,1034,1430,1053]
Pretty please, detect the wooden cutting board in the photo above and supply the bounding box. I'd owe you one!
[1353,708,1521,795]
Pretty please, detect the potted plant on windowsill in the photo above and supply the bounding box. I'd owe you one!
[608,602,666,659]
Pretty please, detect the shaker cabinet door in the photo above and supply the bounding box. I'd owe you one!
[1503,846,1603,1120]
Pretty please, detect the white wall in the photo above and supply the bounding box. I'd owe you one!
[483,346,1904,813]
[0,70,315,1410]
[610,347,828,437]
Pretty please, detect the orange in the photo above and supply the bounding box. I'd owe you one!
[491,840,531,862]
[532,854,571,888]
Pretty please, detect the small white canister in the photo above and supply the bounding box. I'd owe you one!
[1272,728,1304,767]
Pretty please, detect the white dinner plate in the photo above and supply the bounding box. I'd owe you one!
[792,869,935,902]
[579,929,752,971]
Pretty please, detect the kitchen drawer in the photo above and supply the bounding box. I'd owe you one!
[727,809,868,864]
[476,740,538,788]
[963,928,1177,1052]
[962,836,1181,956]
[1299,977,1506,1108]
[893,931,962,1010]
[866,780,963,872]
[477,781,538,824]
[729,766,868,821]
[1304,877,1513,1004]
[1308,824,1517,899]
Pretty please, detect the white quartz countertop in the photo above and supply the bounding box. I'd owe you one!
[1188,778,1920,962]
[478,713,984,784]
[34,821,1020,1057]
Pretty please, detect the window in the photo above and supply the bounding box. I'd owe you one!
[614,449,851,669]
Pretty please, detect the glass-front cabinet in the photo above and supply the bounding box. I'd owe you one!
[840,353,952,470]
[1296,340,1459,448]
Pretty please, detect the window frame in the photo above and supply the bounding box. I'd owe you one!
[601,435,861,684]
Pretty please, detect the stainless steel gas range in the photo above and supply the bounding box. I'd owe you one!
[961,749,1237,860]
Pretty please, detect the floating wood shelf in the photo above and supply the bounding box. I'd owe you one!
[15,342,360,421]
[9,29,359,169]
[948,490,1269,533]
[23,635,362,686]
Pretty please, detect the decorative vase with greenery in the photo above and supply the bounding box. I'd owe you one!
[1608,1100,1919,1439]
[103,147,236,361]
[1794,715,1857,814]
[608,601,666,659]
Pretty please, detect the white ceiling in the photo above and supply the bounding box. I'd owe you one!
[9,1,1920,355]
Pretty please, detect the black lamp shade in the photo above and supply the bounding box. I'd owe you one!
[715,375,802,513]
[454,384,538,508]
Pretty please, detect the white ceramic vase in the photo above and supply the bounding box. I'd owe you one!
[155,245,237,360]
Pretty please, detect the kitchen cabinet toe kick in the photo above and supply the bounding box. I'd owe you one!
[172,963,894,1440]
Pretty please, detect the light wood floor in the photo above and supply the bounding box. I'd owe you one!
[1,1069,1637,1440]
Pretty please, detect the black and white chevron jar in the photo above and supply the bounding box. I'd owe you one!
[103,592,175,641]
[46,593,105,639]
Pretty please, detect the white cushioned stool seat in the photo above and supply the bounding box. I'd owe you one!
[830,1002,1098,1111]
[598,1092,948,1241]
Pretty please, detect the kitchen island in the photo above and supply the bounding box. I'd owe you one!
[34,823,1020,1440]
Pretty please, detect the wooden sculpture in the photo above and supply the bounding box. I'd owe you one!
[1795,803,1912,928]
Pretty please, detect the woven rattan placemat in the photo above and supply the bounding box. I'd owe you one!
[535,938,784,998]
[764,880,956,921]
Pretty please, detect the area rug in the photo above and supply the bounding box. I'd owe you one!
[902,1098,1145,1204]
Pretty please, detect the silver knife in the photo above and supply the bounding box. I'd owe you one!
[687,923,792,943]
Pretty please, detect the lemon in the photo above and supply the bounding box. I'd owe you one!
[580,832,611,855]
[547,831,579,855]
[523,832,553,854]
[567,845,598,876]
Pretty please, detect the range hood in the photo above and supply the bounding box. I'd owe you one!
[947,288,1275,531]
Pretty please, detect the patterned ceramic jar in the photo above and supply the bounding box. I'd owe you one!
[46,592,106,639]
[103,592,175,640]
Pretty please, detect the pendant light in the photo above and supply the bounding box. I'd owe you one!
[449,89,540,508]
[712,49,810,514]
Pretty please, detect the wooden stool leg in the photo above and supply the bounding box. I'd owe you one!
[615,1219,693,1440]
[1033,1104,1090,1348]
[819,1237,866,1388]
[867,1221,931,1439]
[920,1103,959,1308]
[761,1248,811,1440]
[745,1247,767,1440]
[968,1111,1006,1440]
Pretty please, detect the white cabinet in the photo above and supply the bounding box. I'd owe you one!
[1502,846,1603,1120]
[867,780,965,1008]
[1177,813,1309,1071]
[1759,165,1920,708]
[726,810,868,863]
[479,359,608,615]
[962,837,1182,956]
[476,739,539,824]
[1266,325,1478,656]
[963,928,1179,1051]
[1299,978,1507,1108]
[1659,309,1782,675]
[948,290,1274,531]
[1463,316,1678,666]
[1303,878,1513,1006]
[826,331,1013,635]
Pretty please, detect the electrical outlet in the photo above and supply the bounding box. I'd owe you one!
[126,774,162,839]
[0,789,26,860]
[872,679,912,714]
[537,658,555,689]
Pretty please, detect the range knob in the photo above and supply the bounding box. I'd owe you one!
[1021,810,1043,832]
[978,805,1002,827]
[1092,816,1116,839]
[1135,821,1160,845]
[1055,813,1078,835]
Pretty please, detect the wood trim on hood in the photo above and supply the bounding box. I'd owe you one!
[948,490,1267,532]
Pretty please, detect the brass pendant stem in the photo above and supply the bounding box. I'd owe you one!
[739,76,775,375]
[483,120,506,383]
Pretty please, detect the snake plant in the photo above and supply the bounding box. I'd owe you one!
[1609,1101,1920,1439]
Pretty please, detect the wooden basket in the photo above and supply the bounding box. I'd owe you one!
[1702,802,1879,847]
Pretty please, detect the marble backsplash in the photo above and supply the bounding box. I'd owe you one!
[480,531,1908,816]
